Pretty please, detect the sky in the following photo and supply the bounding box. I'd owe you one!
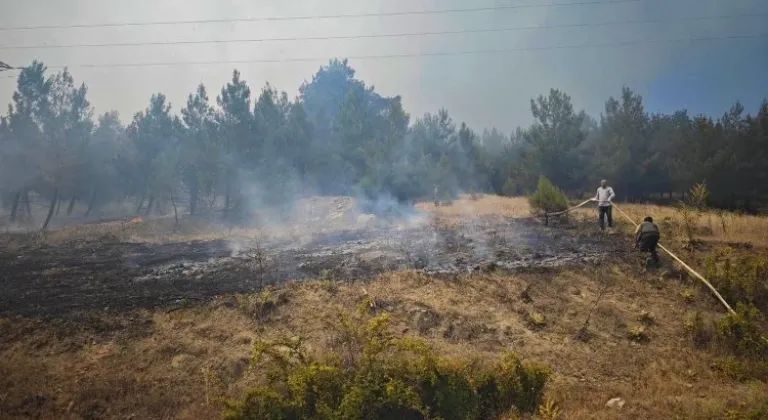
[0,0,766,132]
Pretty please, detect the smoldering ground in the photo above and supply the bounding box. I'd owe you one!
[0,195,626,318]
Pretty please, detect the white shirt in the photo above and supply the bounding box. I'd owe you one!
[595,186,615,207]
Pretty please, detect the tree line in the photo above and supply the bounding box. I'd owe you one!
[1,58,767,229]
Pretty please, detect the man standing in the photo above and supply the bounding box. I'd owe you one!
[593,179,615,230]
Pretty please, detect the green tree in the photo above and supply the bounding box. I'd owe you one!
[593,87,649,200]
[3,61,51,222]
[181,84,220,215]
[217,70,252,219]
[528,176,569,215]
[520,89,586,194]
[127,93,181,215]
[84,111,124,217]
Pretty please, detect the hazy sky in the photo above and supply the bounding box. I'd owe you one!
[1,0,766,132]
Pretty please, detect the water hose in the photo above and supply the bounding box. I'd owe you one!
[545,200,736,314]
[611,204,735,315]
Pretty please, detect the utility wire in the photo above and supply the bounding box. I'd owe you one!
[0,60,23,71]
[1,12,766,50]
[0,0,645,31]
[29,32,765,70]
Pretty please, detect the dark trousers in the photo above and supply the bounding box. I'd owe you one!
[598,205,613,229]
[638,234,660,263]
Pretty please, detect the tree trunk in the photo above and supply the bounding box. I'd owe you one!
[9,190,21,223]
[171,194,179,227]
[145,195,154,216]
[136,193,145,215]
[189,179,198,216]
[224,172,231,220]
[85,189,97,217]
[66,196,77,215]
[24,190,31,216]
[42,189,58,231]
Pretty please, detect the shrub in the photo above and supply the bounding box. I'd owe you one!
[234,288,288,319]
[538,397,563,420]
[714,304,768,361]
[688,181,710,211]
[627,326,649,343]
[677,204,698,244]
[722,402,768,420]
[223,302,550,420]
[638,310,655,326]
[686,304,768,381]
[705,247,768,313]
[709,304,768,381]
[684,312,713,349]
[528,176,568,215]
[502,177,521,197]
[715,209,729,235]
[526,312,547,330]
[680,288,696,303]
[677,181,710,244]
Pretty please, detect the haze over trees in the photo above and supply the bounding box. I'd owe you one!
[2,58,767,227]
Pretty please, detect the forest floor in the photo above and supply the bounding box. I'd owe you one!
[1,195,767,419]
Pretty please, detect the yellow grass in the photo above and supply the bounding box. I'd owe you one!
[2,269,765,419]
[569,201,768,247]
[18,194,767,247]
[426,194,768,247]
[416,194,531,219]
[2,194,767,419]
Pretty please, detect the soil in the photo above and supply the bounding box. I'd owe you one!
[0,213,627,318]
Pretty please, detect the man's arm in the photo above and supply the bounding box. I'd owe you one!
[592,188,599,201]
[608,187,615,202]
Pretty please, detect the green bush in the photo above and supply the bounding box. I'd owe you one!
[705,248,768,313]
[223,302,550,420]
[502,177,521,197]
[709,304,768,381]
[528,176,568,215]
[723,402,768,420]
[715,304,768,361]
[684,312,714,349]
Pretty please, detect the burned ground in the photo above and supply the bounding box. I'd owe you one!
[2,196,765,420]
[0,213,625,317]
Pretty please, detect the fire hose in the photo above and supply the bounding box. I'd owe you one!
[546,199,736,314]
[547,200,768,344]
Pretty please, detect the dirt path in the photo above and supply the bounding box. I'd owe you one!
[0,217,628,317]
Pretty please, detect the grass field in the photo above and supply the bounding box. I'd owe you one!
[1,195,766,419]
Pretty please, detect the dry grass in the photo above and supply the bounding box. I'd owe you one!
[6,194,767,248]
[2,195,768,419]
[416,195,531,220]
[3,195,531,246]
[2,266,766,419]
[573,202,768,247]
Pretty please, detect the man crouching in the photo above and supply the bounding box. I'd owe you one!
[635,216,661,267]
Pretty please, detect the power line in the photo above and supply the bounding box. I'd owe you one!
[2,12,766,51]
[0,60,22,70]
[32,32,766,70]
[0,0,645,31]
